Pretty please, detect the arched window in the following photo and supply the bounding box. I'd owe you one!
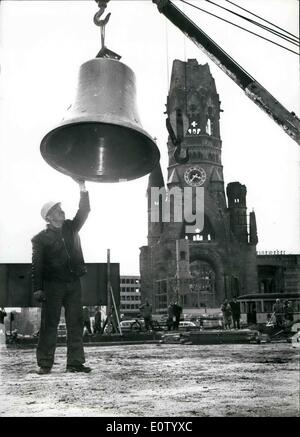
[206,118,212,135]
[189,259,216,307]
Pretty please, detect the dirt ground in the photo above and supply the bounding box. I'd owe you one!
[0,342,299,417]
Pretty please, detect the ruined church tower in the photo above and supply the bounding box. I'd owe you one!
[140,59,258,314]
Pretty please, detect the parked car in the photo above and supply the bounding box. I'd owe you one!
[178,321,197,331]
[152,316,168,331]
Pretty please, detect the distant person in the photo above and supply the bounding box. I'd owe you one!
[139,300,153,331]
[221,300,232,330]
[83,307,92,335]
[31,178,92,375]
[0,307,7,325]
[283,300,293,323]
[273,298,284,328]
[167,302,174,331]
[230,298,241,329]
[0,308,7,340]
[9,312,15,334]
[172,301,182,330]
[250,304,257,325]
[94,307,102,334]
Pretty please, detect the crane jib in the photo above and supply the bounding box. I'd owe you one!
[153,0,300,146]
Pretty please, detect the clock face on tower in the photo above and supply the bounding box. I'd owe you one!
[184,167,206,186]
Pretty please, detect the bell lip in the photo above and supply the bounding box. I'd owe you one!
[40,121,160,183]
[49,116,154,142]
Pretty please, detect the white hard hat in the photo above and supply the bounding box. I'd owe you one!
[41,201,61,221]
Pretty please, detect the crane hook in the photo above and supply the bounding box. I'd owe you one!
[93,0,121,60]
[93,6,111,28]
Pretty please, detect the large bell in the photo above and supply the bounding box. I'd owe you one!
[40,58,160,182]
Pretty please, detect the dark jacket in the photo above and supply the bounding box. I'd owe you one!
[31,191,90,291]
[0,310,7,324]
[172,303,182,319]
[139,303,152,319]
[230,301,241,317]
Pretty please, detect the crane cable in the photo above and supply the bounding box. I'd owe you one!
[179,0,299,56]
[165,18,170,94]
[224,0,299,40]
[204,0,299,46]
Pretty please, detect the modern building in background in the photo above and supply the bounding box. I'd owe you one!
[257,253,300,294]
[238,253,300,324]
[120,276,141,318]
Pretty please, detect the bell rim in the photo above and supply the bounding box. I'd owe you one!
[40,121,160,183]
[41,117,156,143]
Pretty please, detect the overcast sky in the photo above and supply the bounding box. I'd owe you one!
[0,0,299,275]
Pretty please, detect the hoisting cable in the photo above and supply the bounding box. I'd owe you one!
[94,0,121,59]
[203,0,299,46]
[224,0,299,41]
[165,18,171,94]
[179,0,299,56]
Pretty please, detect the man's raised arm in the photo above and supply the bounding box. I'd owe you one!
[72,179,91,231]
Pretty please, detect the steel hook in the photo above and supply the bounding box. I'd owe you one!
[93,9,111,28]
[94,0,110,19]
[93,0,120,59]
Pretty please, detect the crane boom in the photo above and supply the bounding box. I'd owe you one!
[153,0,300,145]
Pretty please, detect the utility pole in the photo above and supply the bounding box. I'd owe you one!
[175,240,180,304]
[104,249,122,335]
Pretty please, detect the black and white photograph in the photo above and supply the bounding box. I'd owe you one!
[0,0,299,419]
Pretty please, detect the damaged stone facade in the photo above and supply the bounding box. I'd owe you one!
[140,59,258,314]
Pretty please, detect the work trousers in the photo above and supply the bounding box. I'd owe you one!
[232,317,240,329]
[0,323,5,345]
[144,317,153,331]
[173,317,180,330]
[36,279,85,368]
[83,320,92,334]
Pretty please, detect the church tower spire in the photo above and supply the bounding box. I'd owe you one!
[140,58,258,313]
[166,59,226,208]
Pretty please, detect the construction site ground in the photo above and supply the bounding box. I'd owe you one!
[0,342,299,417]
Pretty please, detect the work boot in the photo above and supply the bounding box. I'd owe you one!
[37,367,51,375]
[66,364,92,373]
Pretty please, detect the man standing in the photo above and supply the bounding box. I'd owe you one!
[0,308,7,344]
[94,307,102,334]
[230,298,241,329]
[83,306,92,335]
[221,299,232,330]
[283,300,294,323]
[139,300,153,331]
[172,301,182,330]
[31,179,92,375]
[0,308,7,326]
[273,298,284,328]
[167,302,174,331]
